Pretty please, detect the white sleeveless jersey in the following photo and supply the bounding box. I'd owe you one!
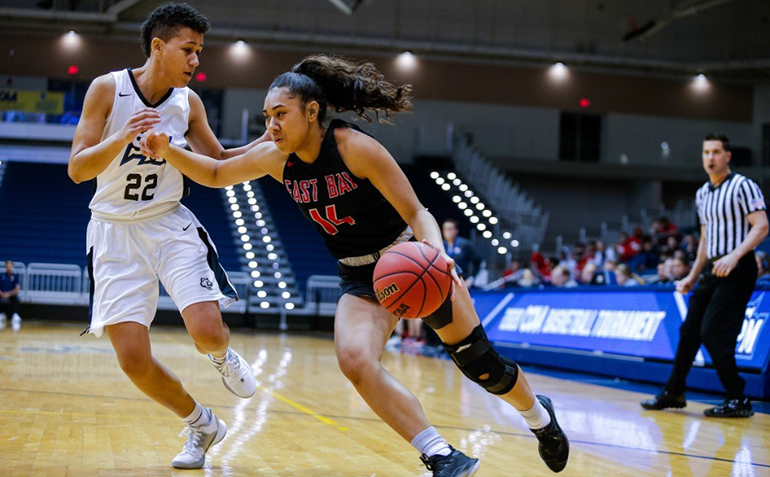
[89,68,190,220]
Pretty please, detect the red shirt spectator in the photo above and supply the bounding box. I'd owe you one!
[531,251,552,279]
[615,232,641,262]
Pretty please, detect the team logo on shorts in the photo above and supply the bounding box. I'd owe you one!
[200,277,214,290]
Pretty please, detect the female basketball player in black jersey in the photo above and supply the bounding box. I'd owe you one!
[141,55,569,476]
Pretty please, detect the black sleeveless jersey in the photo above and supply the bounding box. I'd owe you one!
[282,119,407,259]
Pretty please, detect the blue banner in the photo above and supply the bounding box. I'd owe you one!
[472,287,770,371]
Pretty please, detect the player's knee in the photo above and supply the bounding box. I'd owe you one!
[116,350,154,379]
[187,321,227,351]
[443,324,519,395]
[336,345,379,385]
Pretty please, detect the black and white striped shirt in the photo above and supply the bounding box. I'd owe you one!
[696,173,766,259]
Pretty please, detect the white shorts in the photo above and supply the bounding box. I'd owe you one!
[85,204,238,337]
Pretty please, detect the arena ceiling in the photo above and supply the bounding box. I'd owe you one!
[1,0,769,80]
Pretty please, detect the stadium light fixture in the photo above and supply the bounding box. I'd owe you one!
[327,0,364,15]
[397,51,417,70]
[549,62,568,81]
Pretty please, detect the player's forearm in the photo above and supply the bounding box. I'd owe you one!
[221,131,272,159]
[68,133,128,183]
[164,145,223,188]
[409,209,445,253]
[731,222,769,260]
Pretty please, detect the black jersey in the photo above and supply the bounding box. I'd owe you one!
[282,119,407,260]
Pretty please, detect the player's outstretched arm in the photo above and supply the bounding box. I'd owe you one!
[68,74,161,183]
[142,131,287,188]
[185,91,272,159]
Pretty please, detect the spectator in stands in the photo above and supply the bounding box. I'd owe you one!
[531,247,552,280]
[518,269,539,288]
[573,243,589,273]
[650,217,677,245]
[559,246,577,277]
[647,260,671,285]
[593,240,616,267]
[550,266,578,288]
[681,234,699,262]
[502,259,522,279]
[661,235,681,256]
[0,260,21,327]
[580,262,599,285]
[441,219,481,287]
[628,236,659,273]
[672,256,691,281]
[616,232,641,262]
[616,264,644,287]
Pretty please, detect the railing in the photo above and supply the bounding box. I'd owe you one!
[303,275,342,317]
[450,134,549,268]
[13,262,252,313]
[24,263,82,305]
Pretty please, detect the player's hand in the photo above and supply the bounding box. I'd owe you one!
[712,253,739,278]
[256,130,273,145]
[421,239,463,301]
[117,108,160,144]
[140,130,170,159]
[675,274,698,294]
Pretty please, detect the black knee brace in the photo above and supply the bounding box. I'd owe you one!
[422,295,454,330]
[443,324,519,395]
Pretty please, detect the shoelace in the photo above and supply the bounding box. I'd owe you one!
[179,426,203,455]
[213,350,240,378]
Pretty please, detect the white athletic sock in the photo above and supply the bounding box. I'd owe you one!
[183,402,214,430]
[209,349,228,365]
[520,400,551,430]
[411,426,452,457]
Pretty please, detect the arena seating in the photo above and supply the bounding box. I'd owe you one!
[0,161,239,273]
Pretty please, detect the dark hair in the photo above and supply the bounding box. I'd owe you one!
[269,54,413,124]
[673,256,690,267]
[704,133,731,152]
[140,3,209,58]
[442,218,460,228]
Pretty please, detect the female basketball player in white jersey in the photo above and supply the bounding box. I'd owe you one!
[142,55,570,476]
[67,3,265,469]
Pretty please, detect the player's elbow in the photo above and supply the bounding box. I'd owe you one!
[68,162,85,184]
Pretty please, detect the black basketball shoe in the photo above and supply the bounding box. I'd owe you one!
[704,398,754,418]
[640,391,687,411]
[420,447,480,477]
[531,395,570,473]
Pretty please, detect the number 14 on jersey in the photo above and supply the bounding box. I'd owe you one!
[309,205,355,235]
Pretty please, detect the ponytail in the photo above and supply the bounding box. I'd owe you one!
[269,54,413,124]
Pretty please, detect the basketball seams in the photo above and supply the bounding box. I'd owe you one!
[373,242,451,318]
[415,241,452,277]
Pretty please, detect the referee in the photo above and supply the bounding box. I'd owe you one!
[641,133,768,417]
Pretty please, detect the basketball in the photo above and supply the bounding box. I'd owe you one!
[373,242,452,319]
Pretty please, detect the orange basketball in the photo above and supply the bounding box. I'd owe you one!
[373,242,452,319]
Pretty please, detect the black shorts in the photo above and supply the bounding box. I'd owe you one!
[338,261,378,300]
[337,260,464,301]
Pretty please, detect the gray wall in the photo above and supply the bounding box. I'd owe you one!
[603,113,754,167]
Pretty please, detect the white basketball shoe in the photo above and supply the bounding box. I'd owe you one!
[171,408,227,469]
[209,347,257,398]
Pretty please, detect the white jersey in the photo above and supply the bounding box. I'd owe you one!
[89,68,190,221]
